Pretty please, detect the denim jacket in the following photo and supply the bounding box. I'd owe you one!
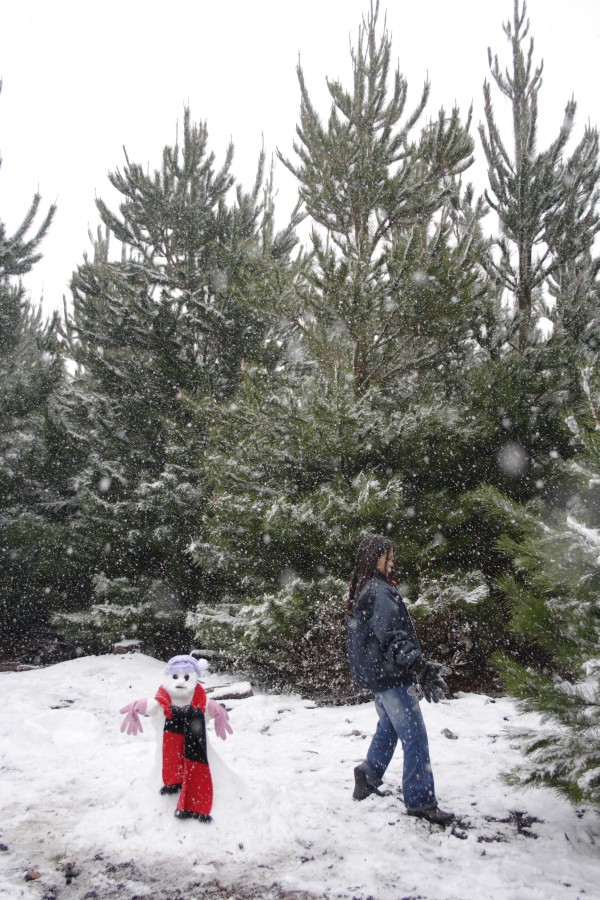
[347,575,423,692]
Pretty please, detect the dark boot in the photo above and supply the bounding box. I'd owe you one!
[407,806,455,826]
[353,766,390,801]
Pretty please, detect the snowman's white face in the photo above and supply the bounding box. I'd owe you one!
[162,670,198,706]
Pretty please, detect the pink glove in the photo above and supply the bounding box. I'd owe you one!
[207,699,233,741]
[119,698,148,736]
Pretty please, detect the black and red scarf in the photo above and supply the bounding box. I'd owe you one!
[155,682,213,818]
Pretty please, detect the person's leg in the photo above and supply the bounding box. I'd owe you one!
[378,684,437,811]
[353,695,398,797]
[363,694,398,784]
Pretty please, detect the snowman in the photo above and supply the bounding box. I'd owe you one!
[119,654,232,822]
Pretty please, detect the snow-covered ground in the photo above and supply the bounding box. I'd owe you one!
[0,654,598,900]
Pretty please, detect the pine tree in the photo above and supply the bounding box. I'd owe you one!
[463,0,600,548]
[466,313,600,808]
[451,0,600,702]
[57,110,298,655]
[278,0,481,398]
[544,239,600,418]
[480,0,600,350]
[492,461,600,809]
[189,3,501,694]
[192,3,600,698]
[0,87,66,650]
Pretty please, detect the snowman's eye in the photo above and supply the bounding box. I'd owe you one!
[184,674,190,681]
[173,674,179,680]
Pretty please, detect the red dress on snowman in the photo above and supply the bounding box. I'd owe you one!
[120,655,232,822]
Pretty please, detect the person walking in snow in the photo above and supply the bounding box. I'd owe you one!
[347,533,455,825]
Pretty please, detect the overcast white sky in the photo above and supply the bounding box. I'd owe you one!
[1,0,599,315]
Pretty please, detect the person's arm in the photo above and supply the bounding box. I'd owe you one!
[367,588,422,673]
[369,593,451,700]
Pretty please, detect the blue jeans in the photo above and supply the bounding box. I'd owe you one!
[359,683,437,811]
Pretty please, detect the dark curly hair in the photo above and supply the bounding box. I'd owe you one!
[347,533,394,613]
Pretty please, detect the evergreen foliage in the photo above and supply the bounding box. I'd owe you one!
[190,1,600,707]
[278,0,480,398]
[491,467,600,809]
[467,3,600,806]
[190,3,501,694]
[0,88,69,649]
[480,0,600,350]
[472,0,600,513]
[57,110,299,656]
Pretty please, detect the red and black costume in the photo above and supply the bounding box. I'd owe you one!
[155,682,213,820]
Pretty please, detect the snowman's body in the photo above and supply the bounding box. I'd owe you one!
[121,656,232,822]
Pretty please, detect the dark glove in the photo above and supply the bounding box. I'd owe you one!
[411,658,452,703]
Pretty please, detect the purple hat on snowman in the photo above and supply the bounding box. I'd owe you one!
[163,654,209,677]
